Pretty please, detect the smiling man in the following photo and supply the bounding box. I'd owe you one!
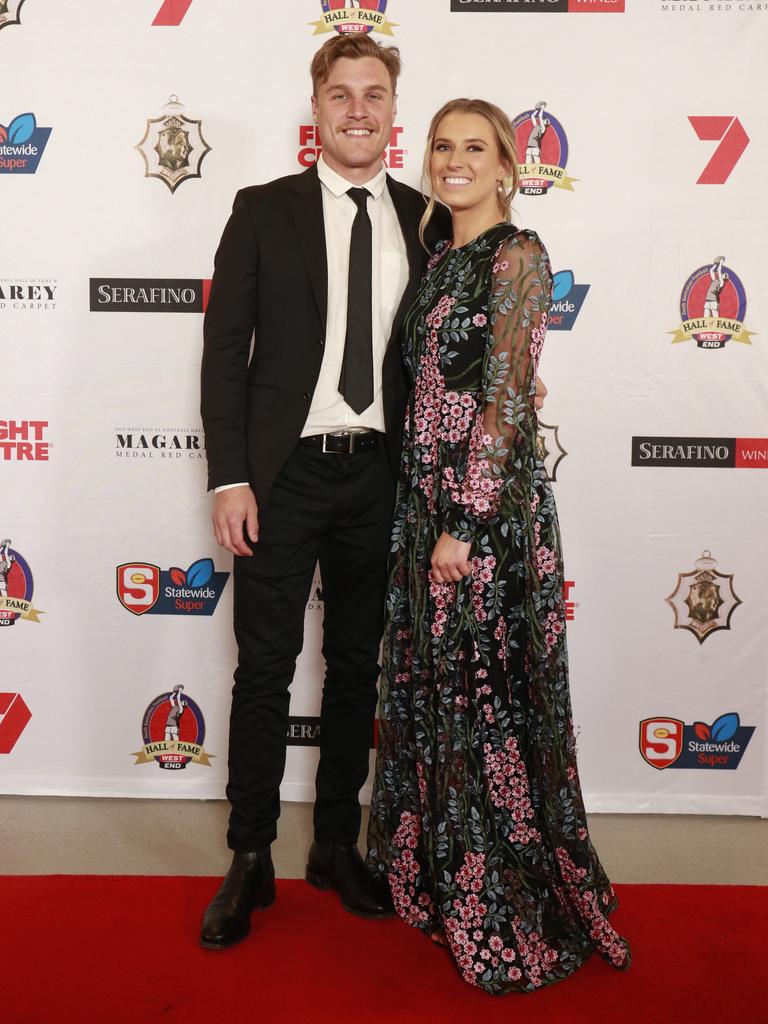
[199,34,451,950]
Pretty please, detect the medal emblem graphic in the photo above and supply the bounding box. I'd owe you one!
[135,95,211,194]
[665,550,742,644]
[671,257,754,350]
[0,0,26,31]
[512,102,576,196]
[536,424,568,482]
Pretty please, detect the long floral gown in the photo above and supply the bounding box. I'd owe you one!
[366,223,630,995]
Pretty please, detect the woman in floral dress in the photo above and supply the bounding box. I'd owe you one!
[366,99,630,995]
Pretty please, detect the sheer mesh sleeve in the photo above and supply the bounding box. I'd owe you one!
[443,231,552,542]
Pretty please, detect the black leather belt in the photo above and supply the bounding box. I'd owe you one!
[299,430,381,455]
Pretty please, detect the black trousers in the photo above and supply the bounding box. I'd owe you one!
[226,441,395,852]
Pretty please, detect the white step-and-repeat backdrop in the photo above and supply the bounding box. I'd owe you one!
[2,0,766,815]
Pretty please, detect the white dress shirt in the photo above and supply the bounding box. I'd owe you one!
[216,155,409,493]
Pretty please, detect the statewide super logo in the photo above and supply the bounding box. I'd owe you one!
[666,550,741,644]
[132,686,215,771]
[0,539,44,628]
[135,96,211,194]
[549,270,589,330]
[298,124,405,170]
[671,257,755,350]
[311,1,396,36]
[536,423,568,481]
[116,558,229,617]
[0,0,26,31]
[512,102,576,195]
[0,113,52,174]
[640,712,755,771]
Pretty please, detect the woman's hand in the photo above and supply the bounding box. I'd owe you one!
[430,532,472,584]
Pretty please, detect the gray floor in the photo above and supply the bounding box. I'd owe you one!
[2,796,767,884]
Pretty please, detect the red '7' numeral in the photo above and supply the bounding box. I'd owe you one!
[153,0,195,26]
[688,116,749,185]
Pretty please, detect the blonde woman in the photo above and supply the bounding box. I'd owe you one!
[366,99,630,994]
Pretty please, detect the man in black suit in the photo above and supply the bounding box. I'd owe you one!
[200,34,546,950]
[199,34,451,950]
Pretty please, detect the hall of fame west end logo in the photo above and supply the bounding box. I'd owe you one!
[670,256,755,351]
[310,1,397,36]
[512,101,577,196]
[135,95,211,194]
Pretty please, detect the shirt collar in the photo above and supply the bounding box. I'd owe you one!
[317,154,387,200]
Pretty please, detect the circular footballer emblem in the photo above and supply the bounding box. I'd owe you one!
[680,265,747,346]
[0,547,33,626]
[142,691,206,770]
[513,108,569,195]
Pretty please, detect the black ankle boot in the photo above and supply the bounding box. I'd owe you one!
[306,841,394,919]
[200,849,275,950]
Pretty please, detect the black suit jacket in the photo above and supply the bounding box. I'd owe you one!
[201,163,451,508]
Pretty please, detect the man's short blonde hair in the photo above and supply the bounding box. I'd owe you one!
[310,34,401,95]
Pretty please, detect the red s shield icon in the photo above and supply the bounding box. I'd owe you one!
[117,563,160,616]
[639,718,684,770]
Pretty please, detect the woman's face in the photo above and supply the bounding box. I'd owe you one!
[430,111,507,214]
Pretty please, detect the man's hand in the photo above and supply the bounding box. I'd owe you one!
[213,486,259,557]
[431,532,472,584]
[534,374,548,412]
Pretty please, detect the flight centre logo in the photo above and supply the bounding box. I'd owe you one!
[512,103,576,196]
[666,550,741,644]
[0,539,44,628]
[311,1,397,36]
[89,279,211,313]
[0,0,27,31]
[132,686,215,771]
[451,1,624,11]
[0,112,52,174]
[135,96,211,194]
[116,558,229,617]
[298,124,405,170]
[0,420,50,461]
[536,423,568,481]
[670,257,755,350]
[640,713,755,771]
[549,270,589,330]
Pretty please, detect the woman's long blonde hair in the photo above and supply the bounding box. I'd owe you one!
[418,98,520,250]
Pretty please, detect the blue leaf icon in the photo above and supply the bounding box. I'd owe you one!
[186,558,213,588]
[8,113,36,146]
[552,270,574,302]
[711,713,739,743]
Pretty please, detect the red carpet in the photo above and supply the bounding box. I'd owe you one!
[1,878,761,1023]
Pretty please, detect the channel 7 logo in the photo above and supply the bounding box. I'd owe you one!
[152,1,194,25]
[688,117,749,185]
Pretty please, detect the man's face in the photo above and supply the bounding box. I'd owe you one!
[312,56,396,181]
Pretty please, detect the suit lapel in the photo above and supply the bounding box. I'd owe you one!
[386,175,425,350]
[289,164,328,330]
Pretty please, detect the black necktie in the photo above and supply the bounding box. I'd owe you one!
[339,187,373,414]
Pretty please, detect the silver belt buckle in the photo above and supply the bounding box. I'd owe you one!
[321,433,331,454]
[348,432,356,454]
